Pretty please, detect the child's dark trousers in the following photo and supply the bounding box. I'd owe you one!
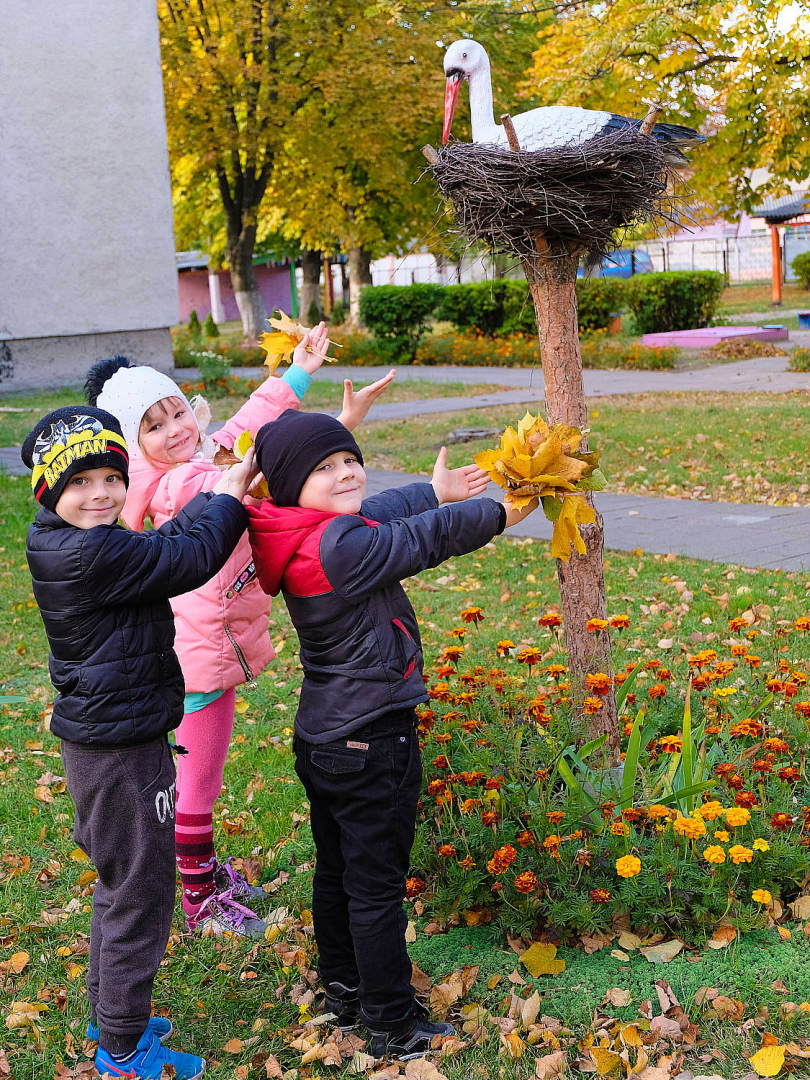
[293,709,422,1032]
[60,736,177,1056]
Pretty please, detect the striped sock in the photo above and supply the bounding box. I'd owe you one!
[175,811,216,912]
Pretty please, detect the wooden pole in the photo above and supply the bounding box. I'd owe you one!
[771,224,783,306]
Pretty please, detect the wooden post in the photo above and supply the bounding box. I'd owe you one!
[771,224,783,306]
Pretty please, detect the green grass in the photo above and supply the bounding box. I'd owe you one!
[718,281,808,316]
[5,473,810,1075]
[360,391,810,506]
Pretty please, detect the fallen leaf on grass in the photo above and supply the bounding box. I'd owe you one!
[589,1047,623,1075]
[790,896,810,920]
[265,1053,284,1078]
[750,1036,786,1077]
[610,950,630,962]
[349,1051,377,1074]
[708,996,745,1021]
[639,940,683,964]
[655,980,680,1012]
[536,1050,568,1078]
[405,1057,448,1080]
[650,1015,683,1041]
[617,931,642,951]
[521,942,565,977]
[706,923,737,949]
[7,950,29,974]
[223,1038,243,1053]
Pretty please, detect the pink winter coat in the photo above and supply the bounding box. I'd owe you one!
[121,376,300,694]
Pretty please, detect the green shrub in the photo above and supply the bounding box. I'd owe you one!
[203,311,219,338]
[359,283,442,363]
[187,309,202,337]
[792,252,810,290]
[172,327,265,368]
[435,278,625,336]
[306,300,323,327]
[789,346,810,371]
[626,270,725,335]
[330,299,347,325]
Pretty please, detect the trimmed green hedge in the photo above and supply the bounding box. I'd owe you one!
[792,252,810,290]
[625,270,726,335]
[358,283,443,363]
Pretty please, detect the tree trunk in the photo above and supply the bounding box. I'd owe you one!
[348,246,373,325]
[226,225,266,342]
[299,248,322,325]
[522,241,619,757]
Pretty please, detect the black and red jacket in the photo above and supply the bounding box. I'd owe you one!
[248,483,506,743]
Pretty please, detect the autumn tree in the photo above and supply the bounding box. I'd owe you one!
[521,0,810,216]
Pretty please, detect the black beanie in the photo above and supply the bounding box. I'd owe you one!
[255,410,364,507]
[21,406,130,512]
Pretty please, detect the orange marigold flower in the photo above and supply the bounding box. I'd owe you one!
[730,719,763,738]
[752,889,772,904]
[674,816,706,839]
[648,683,668,700]
[460,798,482,814]
[658,734,682,753]
[449,626,467,639]
[795,617,810,632]
[735,791,759,809]
[714,830,730,842]
[728,617,748,632]
[744,654,762,668]
[435,665,455,679]
[428,683,455,702]
[432,754,449,769]
[546,810,565,823]
[778,766,800,784]
[648,804,672,821]
[729,844,753,865]
[764,738,790,754]
[461,718,482,733]
[583,696,604,714]
[746,629,760,640]
[460,606,484,624]
[438,844,457,857]
[771,811,794,830]
[486,844,517,874]
[731,643,748,657]
[481,811,501,827]
[724,807,751,827]
[791,671,809,685]
[442,645,465,665]
[609,614,630,629]
[586,618,608,632]
[517,647,543,667]
[458,856,476,871]
[795,701,810,718]
[714,762,737,778]
[590,887,612,903]
[538,611,562,628]
[696,800,724,821]
[715,660,736,677]
[766,678,786,693]
[406,877,425,898]
[456,692,478,707]
[434,732,452,745]
[703,845,726,864]
[514,871,539,894]
[753,758,774,775]
[657,667,673,681]
[615,854,641,878]
[611,821,630,836]
[427,780,446,796]
[516,830,535,847]
[691,675,711,691]
[546,664,567,680]
[536,768,550,782]
[496,640,515,656]
[586,672,613,695]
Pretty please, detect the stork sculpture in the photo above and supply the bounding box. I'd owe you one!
[442,39,704,167]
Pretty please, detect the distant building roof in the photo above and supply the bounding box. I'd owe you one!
[750,191,810,224]
[176,250,209,270]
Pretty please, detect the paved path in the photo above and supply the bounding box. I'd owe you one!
[363,470,810,571]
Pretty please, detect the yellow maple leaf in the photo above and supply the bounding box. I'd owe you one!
[231,429,270,499]
[749,1041,786,1076]
[589,1047,623,1075]
[520,942,566,977]
[550,495,596,561]
[258,312,311,374]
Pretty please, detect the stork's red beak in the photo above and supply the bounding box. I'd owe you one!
[442,75,462,144]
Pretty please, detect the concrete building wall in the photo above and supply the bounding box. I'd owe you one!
[0,0,178,390]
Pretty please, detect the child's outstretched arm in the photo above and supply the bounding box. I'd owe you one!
[430,447,490,505]
[336,370,396,431]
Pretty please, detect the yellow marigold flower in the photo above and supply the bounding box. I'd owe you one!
[674,816,706,839]
[586,618,608,632]
[752,889,772,904]
[647,804,672,820]
[713,686,738,698]
[615,855,641,878]
[753,838,770,851]
[729,844,753,865]
[724,807,751,827]
[696,800,724,821]
[714,830,730,842]
[703,845,726,864]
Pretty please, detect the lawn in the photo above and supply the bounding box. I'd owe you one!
[718,282,808,316]
[3,471,810,1077]
[0,379,507,447]
[360,391,810,506]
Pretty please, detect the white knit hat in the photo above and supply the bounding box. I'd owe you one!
[96,367,198,458]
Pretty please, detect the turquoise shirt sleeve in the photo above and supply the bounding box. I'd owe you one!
[281,366,313,400]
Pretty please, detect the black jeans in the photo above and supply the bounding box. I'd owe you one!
[294,709,422,1032]
[60,736,177,1056]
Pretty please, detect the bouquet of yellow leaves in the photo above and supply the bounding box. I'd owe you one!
[475,411,607,561]
[257,312,339,374]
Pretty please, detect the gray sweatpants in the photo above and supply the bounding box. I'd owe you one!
[60,736,177,1056]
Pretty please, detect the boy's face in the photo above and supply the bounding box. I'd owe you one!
[297,451,366,514]
[54,468,126,529]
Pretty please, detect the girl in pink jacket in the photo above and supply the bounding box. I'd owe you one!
[87,327,394,937]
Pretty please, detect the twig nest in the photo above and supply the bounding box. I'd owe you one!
[426,129,680,259]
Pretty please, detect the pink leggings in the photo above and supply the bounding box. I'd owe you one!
[174,688,236,909]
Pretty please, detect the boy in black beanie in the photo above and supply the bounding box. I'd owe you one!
[22,407,259,1080]
[248,410,536,1061]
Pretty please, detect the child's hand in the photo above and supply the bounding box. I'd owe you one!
[212,447,261,503]
[292,322,331,375]
[504,497,539,529]
[430,447,491,506]
[337,369,396,431]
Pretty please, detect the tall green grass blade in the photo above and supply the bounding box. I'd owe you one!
[619,708,645,809]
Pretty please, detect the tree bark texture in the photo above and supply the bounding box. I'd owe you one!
[225,220,266,343]
[348,246,373,325]
[299,249,323,325]
[522,242,620,755]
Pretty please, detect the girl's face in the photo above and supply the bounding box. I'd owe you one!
[138,397,199,465]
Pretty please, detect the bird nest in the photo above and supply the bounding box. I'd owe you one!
[426,129,681,261]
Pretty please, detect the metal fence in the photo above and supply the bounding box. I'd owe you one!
[641,233,810,282]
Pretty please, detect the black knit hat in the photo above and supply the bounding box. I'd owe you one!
[21,406,129,512]
[255,410,363,507]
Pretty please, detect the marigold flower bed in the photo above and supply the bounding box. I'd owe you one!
[409,608,810,945]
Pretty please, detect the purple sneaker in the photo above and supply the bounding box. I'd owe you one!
[185,887,268,939]
[214,857,269,905]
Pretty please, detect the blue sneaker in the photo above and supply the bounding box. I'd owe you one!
[86,1016,173,1044]
[95,1030,204,1079]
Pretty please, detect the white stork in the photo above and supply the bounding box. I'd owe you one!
[442,39,704,167]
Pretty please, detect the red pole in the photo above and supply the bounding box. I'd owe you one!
[771,224,783,306]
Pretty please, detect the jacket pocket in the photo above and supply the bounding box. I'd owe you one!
[391,618,419,679]
[311,747,367,775]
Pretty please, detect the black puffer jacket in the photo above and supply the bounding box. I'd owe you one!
[248,483,506,743]
[26,491,247,747]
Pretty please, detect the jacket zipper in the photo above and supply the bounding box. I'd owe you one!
[224,623,254,682]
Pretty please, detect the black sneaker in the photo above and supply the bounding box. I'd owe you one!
[369,1017,456,1061]
[323,982,361,1031]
